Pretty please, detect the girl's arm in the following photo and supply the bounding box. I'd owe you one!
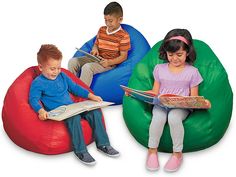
[191,85,211,107]
[125,81,160,96]
[190,86,199,96]
[145,80,160,95]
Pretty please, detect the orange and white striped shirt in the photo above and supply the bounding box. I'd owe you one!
[95,26,131,60]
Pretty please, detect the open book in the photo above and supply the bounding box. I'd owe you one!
[48,100,114,121]
[75,48,101,62]
[121,85,211,109]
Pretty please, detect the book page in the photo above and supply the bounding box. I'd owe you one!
[78,100,114,110]
[48,100,114,121]
[120,85,157,97]
[120,85,155,96]
[120,85,156,104]
[120,85,210,109]
[159,95,210,109]
[76,48,101,62]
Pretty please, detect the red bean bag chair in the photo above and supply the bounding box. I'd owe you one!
[2,66,106,155]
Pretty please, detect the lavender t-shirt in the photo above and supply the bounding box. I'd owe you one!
[153,63,203,96]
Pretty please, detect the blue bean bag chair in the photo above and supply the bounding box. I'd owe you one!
[72,24,150,104]
[123,39,233,152]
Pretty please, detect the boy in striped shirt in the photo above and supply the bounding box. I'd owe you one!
[68,2,131,86]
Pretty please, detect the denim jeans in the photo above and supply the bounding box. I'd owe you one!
[64,109,110,153]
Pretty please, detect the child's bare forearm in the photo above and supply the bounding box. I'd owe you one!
[145,90,158,95]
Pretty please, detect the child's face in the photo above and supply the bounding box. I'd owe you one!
[38,58,62,80]
[166,47,188,67]
[104,14,122,32]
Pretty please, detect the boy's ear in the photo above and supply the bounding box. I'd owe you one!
[119,16,123,23]
[38,64,43,72]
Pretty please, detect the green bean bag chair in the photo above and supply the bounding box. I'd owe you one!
[123,40,233,152]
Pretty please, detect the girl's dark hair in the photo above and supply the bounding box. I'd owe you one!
[104,2,123,17]
[159,29,196,65]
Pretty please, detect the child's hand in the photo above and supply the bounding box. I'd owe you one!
[38,108,48,121]
[91,47,99,56]
[100,59,110,68]
[88,93,103,102]
[205,99,211,108]
[125,91,130,96]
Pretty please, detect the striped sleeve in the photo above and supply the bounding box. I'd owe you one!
[120,32,131,51]
[94,27,102,46]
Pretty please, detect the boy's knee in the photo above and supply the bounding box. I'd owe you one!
[68,58,80,74]
[91,109,102,116]
[81,63,94,74]
[68,58,77,67]
[65,114,81,124]
[82,63,92,69]
[83,110,103,123]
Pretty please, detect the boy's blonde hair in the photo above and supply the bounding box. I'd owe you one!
[37,44,62,64]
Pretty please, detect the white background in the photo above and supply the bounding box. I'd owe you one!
[0,0,235,176]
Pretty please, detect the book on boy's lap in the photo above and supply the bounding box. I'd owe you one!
[48,100,114,121]
[120,85,211,109]
[75,48,102,62]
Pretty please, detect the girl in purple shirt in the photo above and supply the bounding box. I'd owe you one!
[146,29,204,172]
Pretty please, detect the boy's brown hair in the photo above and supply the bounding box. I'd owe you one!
[37,44,62,64]
[104,2,123,17]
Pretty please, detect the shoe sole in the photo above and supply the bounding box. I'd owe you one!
[164,167,179,172]
[75,155,96,166]
[146,166,160,171]
[97,149,120,157]
[78,159,96,166]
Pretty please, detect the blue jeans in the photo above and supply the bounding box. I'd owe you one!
[64,109,110,153]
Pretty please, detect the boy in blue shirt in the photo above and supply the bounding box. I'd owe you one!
[29,44,119,165]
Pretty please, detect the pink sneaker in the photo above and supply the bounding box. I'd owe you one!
[146,153,160,171]
[164,155,183,172]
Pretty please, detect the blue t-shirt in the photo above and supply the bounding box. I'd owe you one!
[29,72,89,112]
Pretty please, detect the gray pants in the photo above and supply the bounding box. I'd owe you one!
[68,56,114,86]
[148,105,189,152]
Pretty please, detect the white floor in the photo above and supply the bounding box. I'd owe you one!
[1,105,236,176]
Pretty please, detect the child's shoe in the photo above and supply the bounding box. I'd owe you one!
[146,152,160,171]
[97,145,120,157]
[74,151,96,166]
[164,155,183,172]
